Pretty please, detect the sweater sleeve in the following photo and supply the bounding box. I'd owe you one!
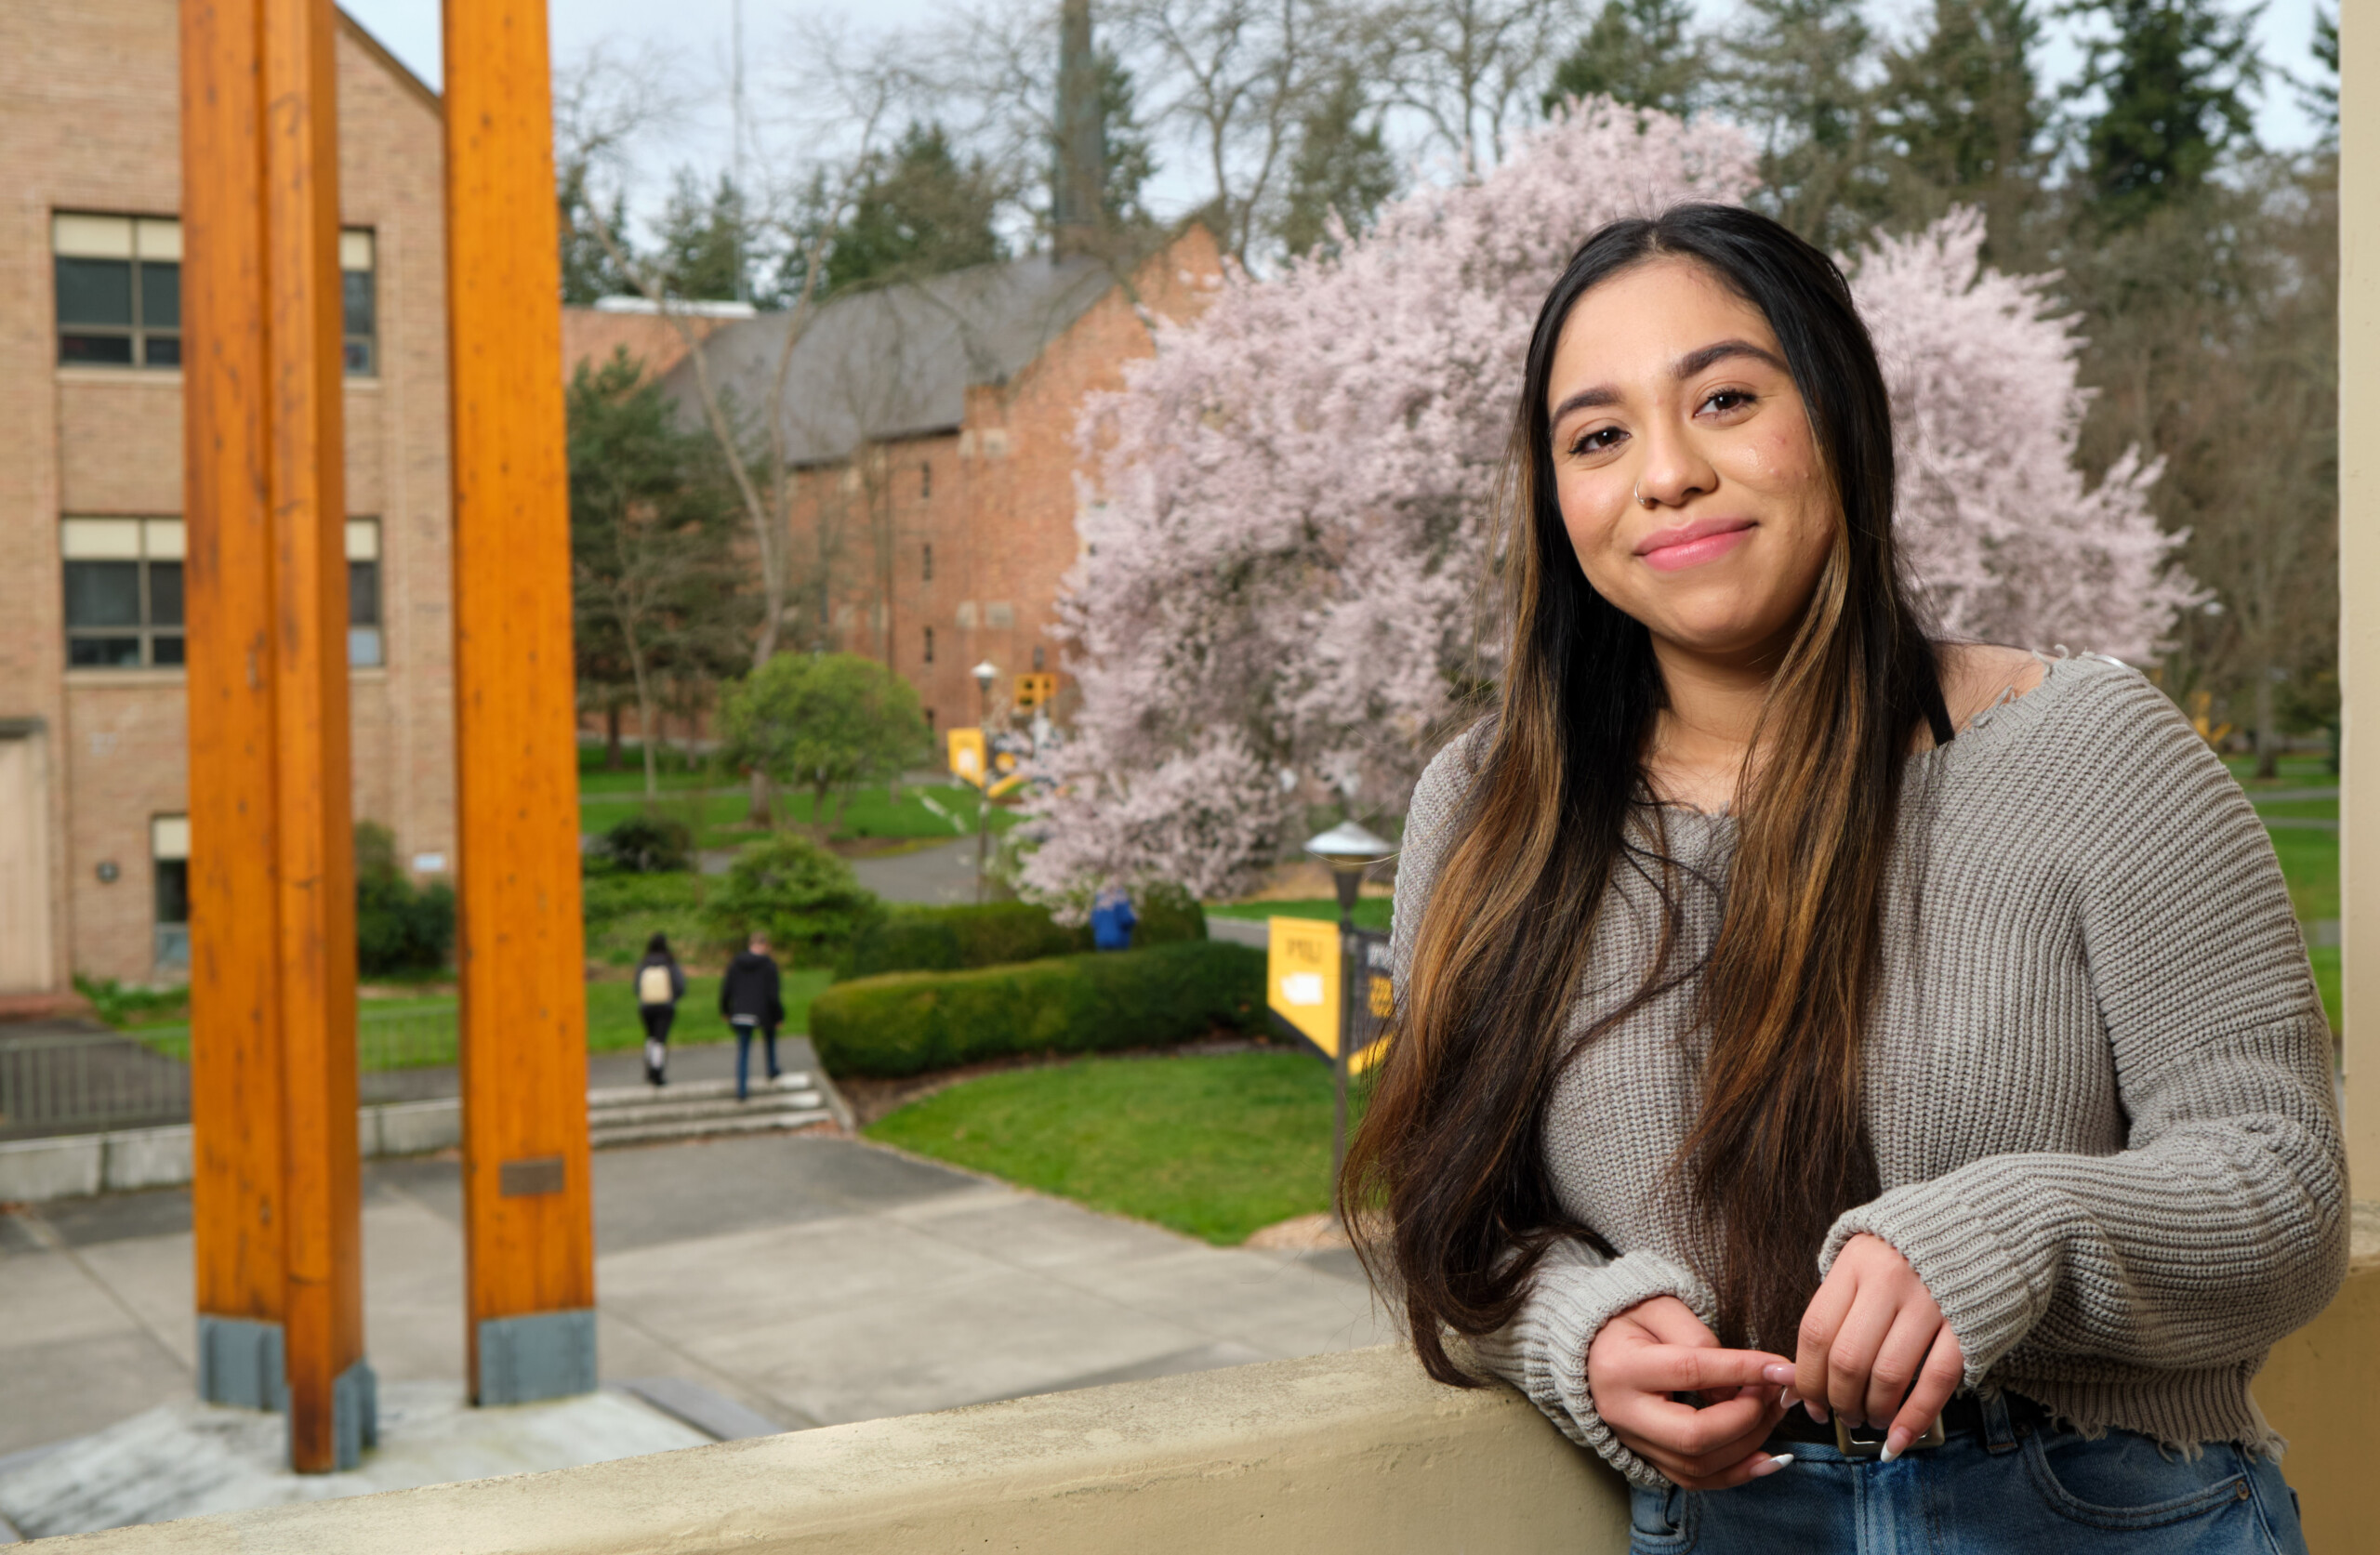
[1469,1241,1721,1490]
[1395,727,1712,1488]
[1821,665,2347,1386]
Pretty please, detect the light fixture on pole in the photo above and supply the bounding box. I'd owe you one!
[972,661,998,903]
[1303,820,1396,1214]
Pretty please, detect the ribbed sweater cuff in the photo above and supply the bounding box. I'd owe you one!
[1823,1185,2043,1386]
[1469,1243,1716,1490]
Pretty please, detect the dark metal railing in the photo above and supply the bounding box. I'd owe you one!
[0,1005,465,1139]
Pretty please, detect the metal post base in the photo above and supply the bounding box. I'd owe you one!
[477,1308,598,1405]
[195,1315,286,1412]
[332,1357,379,1469]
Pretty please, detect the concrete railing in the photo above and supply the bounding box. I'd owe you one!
[46,1222,2379,1553]
[50,1347,1631,1553]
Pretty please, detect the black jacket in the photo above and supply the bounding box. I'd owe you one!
[719,950,785,1028]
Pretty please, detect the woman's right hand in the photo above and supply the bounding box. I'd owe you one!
[1586,1296,1794,1489]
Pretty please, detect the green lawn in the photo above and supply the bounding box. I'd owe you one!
[867,1051,1342,1245]
[579,781,1017,851]
[1205,897,1395,933]
[2223,755,2337,788]
[2267,827,2340,924]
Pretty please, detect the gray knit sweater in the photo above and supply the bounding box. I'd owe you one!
[1390,654,2347,1490]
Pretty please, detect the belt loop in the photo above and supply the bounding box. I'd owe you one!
[1979,1390,2018,1456]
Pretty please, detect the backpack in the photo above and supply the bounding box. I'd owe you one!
[637,964,674,1006]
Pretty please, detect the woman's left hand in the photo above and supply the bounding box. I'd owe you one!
[1772,1232,1966,1461]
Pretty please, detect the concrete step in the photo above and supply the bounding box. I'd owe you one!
[588,1075,813,1111]
[590,1107,835,1148]
[589,1091,825,1130]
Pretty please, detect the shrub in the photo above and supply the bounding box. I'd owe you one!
[697,833,886,966]
[581,869,707,966]
[836,891,1207,981]
[809,941,1265,1078]
[597,812,694,874]
[355,821,456,976]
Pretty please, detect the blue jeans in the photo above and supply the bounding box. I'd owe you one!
[733,1022,778,1099]
[1628,1393,2308,1554]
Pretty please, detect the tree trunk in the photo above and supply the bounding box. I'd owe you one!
[2254,666,2280,781]
[749,766,774,829]
[605,703,623,769]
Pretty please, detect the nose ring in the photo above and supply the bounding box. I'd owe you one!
[1633,482,1657,509]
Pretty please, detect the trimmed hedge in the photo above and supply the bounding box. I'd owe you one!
[835,889,1207,981]
[809,941,1265,1078]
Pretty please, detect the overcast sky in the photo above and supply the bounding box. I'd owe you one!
[341,0,2331,229]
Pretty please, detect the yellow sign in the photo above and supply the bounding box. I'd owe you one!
[1267,916,1342,1056]
[946,728,986,788]
[1015,673,1057,710]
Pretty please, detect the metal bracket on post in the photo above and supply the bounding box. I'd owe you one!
[195,1315,287,1412]
[332,1358,379,1469]
[476,1309,598,1406]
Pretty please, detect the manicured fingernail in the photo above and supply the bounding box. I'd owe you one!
[1780,1390,1800,1409]
[1880,1430,1911,1464]
[1752,1453,1794,1478]
[1805,1400,1829,1424]
[1762,1364,1794,1385]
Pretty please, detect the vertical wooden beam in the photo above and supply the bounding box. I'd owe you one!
[184,0,288,1404]
[260,0,368,1473]
[443,0,599,1403]
[182,0,372,1473]
[2342,4,2378,1195]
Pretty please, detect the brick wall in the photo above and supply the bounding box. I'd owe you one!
[0,1,455,986]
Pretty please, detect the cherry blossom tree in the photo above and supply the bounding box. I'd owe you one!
[1021,100,2192,904]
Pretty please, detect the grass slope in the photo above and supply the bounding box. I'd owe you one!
[866,1050,1340,1245]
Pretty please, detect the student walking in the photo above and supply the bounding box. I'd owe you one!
[633,933,686,1087]
[719,932,786,1101]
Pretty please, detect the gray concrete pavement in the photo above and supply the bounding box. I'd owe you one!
[0,1132,1388,1458]
[845,837,990,905]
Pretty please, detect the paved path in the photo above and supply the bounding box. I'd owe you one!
[846,837,990,905]
[0,1132,1386,1458]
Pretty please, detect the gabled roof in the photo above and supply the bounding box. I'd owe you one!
[336,8,439,113]
[663,253,1124,464]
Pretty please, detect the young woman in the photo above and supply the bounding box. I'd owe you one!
[635,931,686,1087]
[1349,204,2344,1552]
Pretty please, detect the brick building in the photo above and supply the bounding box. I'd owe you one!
[659,230,1223,738]
[0,3,456,993]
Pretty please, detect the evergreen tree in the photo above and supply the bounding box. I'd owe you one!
[1718,0,1884,246]
[1874,0,2047,258]
[654,170,755,301]
[558,164,637,304]
[1098,46,1160,229]
[2296,4,2337,148]
[1275,71,1399,260]
[1542,0,1703,119]
[2074,0,2261,230]
[826,123,1006,294]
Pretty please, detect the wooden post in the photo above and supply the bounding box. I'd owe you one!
[181,0,374,1472]
[2342,4,2377,1195]
[443,0,599,1403]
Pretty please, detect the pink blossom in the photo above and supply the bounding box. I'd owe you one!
[1022,103,2192,903]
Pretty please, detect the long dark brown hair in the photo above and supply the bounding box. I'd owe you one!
[1342,204,1944,1374]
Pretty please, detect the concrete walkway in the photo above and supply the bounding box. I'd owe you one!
[0,1132,1388,1459]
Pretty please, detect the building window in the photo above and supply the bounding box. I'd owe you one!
[53,215,376,376]
[63,518,182,668]
[348,520,383,666]
[54,215,179,369]
[921,541,933,583]
[920,460,932,499]
[1032,644,1046,672]
[924,705,935,734]
[152,814,191,969]
[923,626,935,665]
[341,231,377,376]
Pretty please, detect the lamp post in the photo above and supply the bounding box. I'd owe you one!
[972,660,998,903]
[1304,820,1396,1212]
